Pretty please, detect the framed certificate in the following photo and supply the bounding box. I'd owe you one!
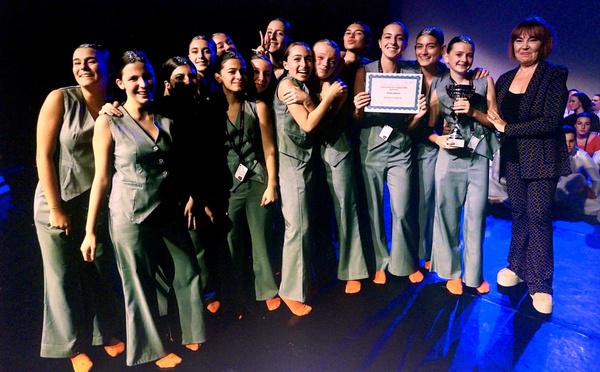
[364,72,423,114]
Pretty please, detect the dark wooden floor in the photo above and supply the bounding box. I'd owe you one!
[2,167,599,371]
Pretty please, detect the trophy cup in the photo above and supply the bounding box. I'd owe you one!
[445,83,475,148]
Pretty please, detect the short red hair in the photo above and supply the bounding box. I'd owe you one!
[509,17,553,61]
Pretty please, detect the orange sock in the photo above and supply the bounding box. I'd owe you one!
[184,343,201,352]
[70,353,93,372]
[345,280,361,294]
[373,270,386,285]
[476,280,490,294]
[206,300,221,314]
[408,270,424,284]
[155,353,182,369]
[103,338,125,357]
[424,260,431,270]
[281,297,312,316]
[446,279,463,295]
[265,296,281,311]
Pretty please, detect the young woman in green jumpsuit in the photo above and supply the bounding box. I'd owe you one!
[214,51,281,311]
[81,50,205,369]
[353,22,427,285]
[34,43,123,372]
[312,39,368,293]
[427,35,499,295]
[412,27,448,270]
[275,42,347,316]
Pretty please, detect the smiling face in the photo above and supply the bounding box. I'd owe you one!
[343,23,367,52]
[283,44,313,82]
[513,33,542,67]
[72,47,108,88]
[212,33,237,57]
[313,42,338,81]
[378,23,407,59]
[574,116,592,138]
[415,34,443,69]
[117,62,155,105]
[444,41,474,77]
[188,38,213,73]
[215,58,245,93]
[265,20,288,54]
[251,58,272,94]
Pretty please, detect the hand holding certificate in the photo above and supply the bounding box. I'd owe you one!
[364,73,423,114]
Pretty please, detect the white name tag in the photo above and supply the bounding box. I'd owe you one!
[467,135,481,151]
[446,138,465,148]
[235,164,249,181]
[379,125,393,141]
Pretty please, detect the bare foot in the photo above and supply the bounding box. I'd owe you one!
[424,260,431,270]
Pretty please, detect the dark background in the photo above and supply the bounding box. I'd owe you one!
[0,0,598,171]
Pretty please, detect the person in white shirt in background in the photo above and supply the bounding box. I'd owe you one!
[556,125,600,222]
[591,93,600,119]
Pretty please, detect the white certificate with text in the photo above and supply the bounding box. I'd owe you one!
[364,73,423,114]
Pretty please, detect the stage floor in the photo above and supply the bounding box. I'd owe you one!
[1,169,599,371]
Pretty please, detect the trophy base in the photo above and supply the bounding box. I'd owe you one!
[446,138,465,148]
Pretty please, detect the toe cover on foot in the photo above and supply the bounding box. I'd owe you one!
[266,297,281,311]
[409,270,424,284]
[104,340,125,357]
[206,300,221,314]
[373,271,386,285]
[70,353,93,372]
[446,279,463,295]
[184,343,201,352]
[155,353,182,369]
[345,280,361,294]
[476,280,490,294]
[281,297,312,316]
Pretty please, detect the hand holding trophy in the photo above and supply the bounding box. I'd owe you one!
[445,83,475,148]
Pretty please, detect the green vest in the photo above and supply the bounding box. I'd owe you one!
[108,107,174,223]
[273,76,315,162]
[358,60,417,152]
[56,86,96,201]
[435,72,500,159]
[225,100,267,191]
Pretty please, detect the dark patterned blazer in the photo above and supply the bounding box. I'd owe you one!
[496,60,571,179]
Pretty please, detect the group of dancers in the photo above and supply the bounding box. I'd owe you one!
[34,15,568,370]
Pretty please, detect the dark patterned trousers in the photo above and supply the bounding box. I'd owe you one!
[505,162,558,295]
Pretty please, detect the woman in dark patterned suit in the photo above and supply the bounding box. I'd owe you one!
[488,17,570,314]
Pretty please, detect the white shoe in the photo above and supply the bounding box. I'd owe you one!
[496,268,523,287]
[530,293,553,314]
